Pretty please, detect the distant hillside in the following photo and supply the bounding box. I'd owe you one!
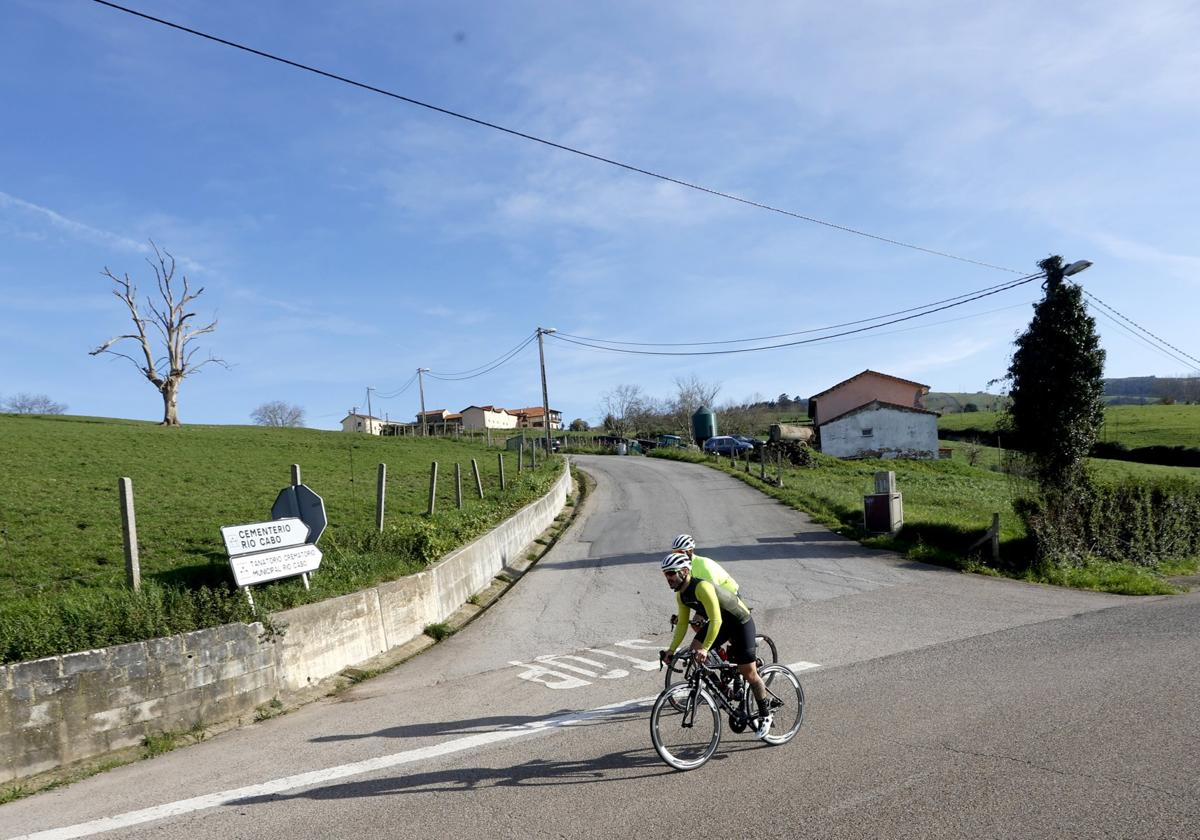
[1104,376,1200,403]
[926,392,1009,414]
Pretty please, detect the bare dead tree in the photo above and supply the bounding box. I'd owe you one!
[89,243,226,426]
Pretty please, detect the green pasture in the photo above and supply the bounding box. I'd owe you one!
[0,414,557,607]
[938,403,1200,449]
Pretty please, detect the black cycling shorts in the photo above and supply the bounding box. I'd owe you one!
[702,615,758,665]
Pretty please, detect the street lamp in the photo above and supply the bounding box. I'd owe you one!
[1063,260,1093,277]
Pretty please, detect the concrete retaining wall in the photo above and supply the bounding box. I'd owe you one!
[0,462,571,784]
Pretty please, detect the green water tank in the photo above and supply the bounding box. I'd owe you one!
[691,406,717,444]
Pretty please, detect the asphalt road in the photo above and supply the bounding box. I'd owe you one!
[3,455,1196,839]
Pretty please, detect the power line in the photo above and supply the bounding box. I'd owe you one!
[548,274,1044,356]
[556,273,1041,347]
[92,0,1015,273]
[426,333,539,381]
[374,372,418,399]
[428,331,538,377]
[1079,288,1200,368]
[1086,303,1200,372]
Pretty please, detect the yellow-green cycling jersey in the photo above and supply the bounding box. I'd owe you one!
[668,576,752,652]
[690,554,738,595]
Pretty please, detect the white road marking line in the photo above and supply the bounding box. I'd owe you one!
[13,661,823,840]
[787,661,822,672]
[9,695,658,840]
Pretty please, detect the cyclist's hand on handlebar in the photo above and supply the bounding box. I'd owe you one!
[693,648,710,667]
[658,650,671,671]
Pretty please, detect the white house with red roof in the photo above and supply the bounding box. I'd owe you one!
[807,370,940,459]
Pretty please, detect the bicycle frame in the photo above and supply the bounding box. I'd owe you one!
[676,661,752,727]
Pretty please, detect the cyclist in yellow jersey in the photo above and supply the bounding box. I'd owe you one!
[659,551,775,738]
[671,533,738,595]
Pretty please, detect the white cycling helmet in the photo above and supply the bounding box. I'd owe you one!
[671,534,695,551]
[661,551,692,573]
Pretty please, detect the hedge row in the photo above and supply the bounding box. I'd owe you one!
[1016,478,1200,568]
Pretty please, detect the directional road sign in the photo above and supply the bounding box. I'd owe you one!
[229,543,323,588]
[220,518,309,557]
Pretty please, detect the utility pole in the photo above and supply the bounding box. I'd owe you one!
[417,367,430,437]
[537,327,557,458]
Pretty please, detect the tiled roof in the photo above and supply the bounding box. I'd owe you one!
[818,399,940,427]
[809,369,931,401]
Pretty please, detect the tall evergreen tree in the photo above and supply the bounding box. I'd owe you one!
[1003,255,1106,490]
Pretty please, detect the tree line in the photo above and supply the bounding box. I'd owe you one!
[596,376,807,440]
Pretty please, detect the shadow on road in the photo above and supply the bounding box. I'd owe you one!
[228,743,761,804]
[310,706,647,743]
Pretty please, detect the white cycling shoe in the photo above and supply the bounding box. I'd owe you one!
[755,712,773,739]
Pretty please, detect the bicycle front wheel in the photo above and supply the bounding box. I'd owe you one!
[650,683,722,770]
[757,665,804,745]
[663,654,694,711]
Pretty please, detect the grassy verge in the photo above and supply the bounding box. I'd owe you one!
[648,447,1197,595]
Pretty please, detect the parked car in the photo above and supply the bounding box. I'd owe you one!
[733,435,766,452]
[703,435,754,456]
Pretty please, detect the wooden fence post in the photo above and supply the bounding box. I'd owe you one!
[499,452,506,491]
[427,462,438,515]
[455,463,463,509]
[376,463,387,532]
[118,477,140,591]
[990,513,1000,563]
[760,451,767,481]
[472,458,484,499]
[291,464,311,589]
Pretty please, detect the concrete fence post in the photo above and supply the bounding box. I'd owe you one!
[499,452,506,491]
[118,477,140,591]
[776,450,784,488]
[455,463,463,509]
[427,462,438,515]
[472,458,484,499]
[518,444,524,473]
[376,463,387,532]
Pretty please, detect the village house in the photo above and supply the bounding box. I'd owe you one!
[807,370,940,459]
[510,406,563,431]
[461,405,519,430]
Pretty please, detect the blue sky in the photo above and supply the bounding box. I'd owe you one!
[2,1,1198,429]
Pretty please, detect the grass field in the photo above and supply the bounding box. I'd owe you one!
[938,403,1200,449]
[0,414,559,607]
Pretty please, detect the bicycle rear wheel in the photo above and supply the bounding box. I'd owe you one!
[650,683,722,770]
[756,665,804,746]
[755,634,778,665]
